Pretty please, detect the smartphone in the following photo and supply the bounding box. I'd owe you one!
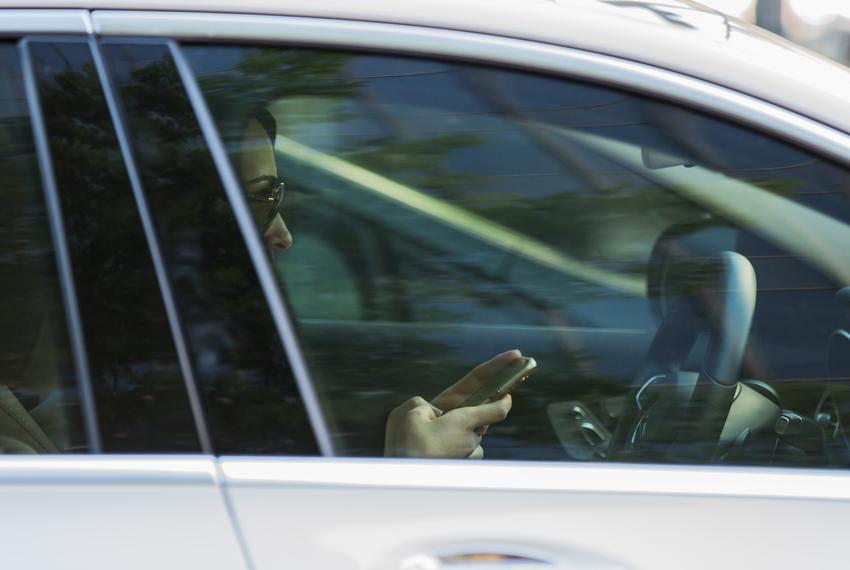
[459,356,537,408]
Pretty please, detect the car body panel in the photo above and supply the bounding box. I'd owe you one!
[0,457,247,569]
[221,457,850,570]
[4,0,850,134]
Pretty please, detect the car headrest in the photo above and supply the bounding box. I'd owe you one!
[647,217,738,322]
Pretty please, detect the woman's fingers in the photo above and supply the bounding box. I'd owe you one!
[389,396,441,425]
[397,396,430,414]
[388,364,516,457]
[432,350,522,411]
[460,394,512,428]
[469,350,523,384]
[385,396,442,456]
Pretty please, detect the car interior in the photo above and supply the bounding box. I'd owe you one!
[0,112,82,455]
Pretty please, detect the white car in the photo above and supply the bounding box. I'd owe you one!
[2,1,850,568]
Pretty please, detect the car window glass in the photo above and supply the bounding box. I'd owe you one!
[281,231,362,321]
[0,42,87,453]
[28,40,201,452]
[102,41,318,455]
[185,44,850,468]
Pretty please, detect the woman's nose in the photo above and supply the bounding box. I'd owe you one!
[264,213,293,251]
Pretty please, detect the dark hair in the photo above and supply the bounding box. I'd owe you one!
[251,107,277,145]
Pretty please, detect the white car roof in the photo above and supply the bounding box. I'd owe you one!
[8,0,850,135]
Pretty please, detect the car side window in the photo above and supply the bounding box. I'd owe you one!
[101,41,318,455]
[185,44,850,468]
[0,42,86,453]
[27,39,202,452]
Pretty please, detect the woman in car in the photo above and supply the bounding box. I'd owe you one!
[238,109,517,458]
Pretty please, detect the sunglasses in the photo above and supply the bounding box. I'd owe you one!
[243,174,285,230]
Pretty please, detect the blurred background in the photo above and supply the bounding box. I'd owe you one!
[700,0,850,64]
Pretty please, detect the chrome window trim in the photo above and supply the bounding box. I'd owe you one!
[219,457,850,501]
[87,32,213,454]
[89,11,850,165]
[20,37,102,453]
[0,455,217,484]
[0,9,89,35]
[167,41,335,456]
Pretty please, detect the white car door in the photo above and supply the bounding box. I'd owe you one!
[218,457,850,569]
[92,10,850,570]
[0,457,246,570]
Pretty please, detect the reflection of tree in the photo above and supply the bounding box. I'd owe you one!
[602,1,697,28]
[460,68,618,193]
[0,45,84,451]
[345,133,485,195]
[457,184,699,273]
[602,1,753,41]
[107,43,318,454]
[192,47,361,142]
[206,48,358,103]
[34,42,200,452]
[194,48,492,200]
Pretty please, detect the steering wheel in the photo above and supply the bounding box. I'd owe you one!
[607,251,757,463]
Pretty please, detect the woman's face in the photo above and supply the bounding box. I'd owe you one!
[240,118,292,252]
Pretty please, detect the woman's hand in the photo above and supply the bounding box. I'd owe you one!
[385,394,512,458]
[384,350,521,458]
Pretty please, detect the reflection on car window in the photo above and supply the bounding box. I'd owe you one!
[29,40,201,452]
[186,44,850,468]
[103,42,318,455]
[0,42,86,453]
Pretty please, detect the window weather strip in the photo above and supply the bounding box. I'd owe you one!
[87,34,214,455]
[19,38,102,453]
[167,40,335,457]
